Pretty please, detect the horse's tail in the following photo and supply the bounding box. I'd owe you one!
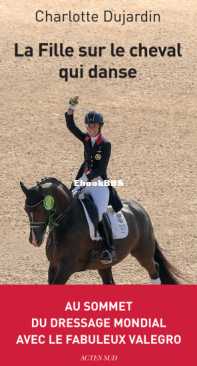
[154,239,184,284]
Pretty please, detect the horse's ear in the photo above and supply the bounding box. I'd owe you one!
[20,182,28,196]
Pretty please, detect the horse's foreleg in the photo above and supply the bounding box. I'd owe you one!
[52,259,74,285]
[48,265,58,284]
[98,267,116,285]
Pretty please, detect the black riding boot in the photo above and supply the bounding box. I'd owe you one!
[98,212,117,264]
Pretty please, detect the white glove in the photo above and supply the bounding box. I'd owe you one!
[67,103,75,113]
[79,192,85,200]
[79,174,88,185]
[67,96,79,113]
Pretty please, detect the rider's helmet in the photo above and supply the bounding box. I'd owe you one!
[85,111,104,126]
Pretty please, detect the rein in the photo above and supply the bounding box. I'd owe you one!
[49,198,75,228]
[27,186,85,233]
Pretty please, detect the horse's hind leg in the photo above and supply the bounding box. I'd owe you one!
[140,258,160,284]
[131,239,160,284]
[98,267,115,285]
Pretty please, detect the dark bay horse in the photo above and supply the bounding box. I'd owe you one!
[20,177,183,285]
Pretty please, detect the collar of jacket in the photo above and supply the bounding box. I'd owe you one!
[84,133,102,144]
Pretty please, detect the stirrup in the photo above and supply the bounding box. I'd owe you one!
[100,248,117,265]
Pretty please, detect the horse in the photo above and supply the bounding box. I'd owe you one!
[20,177,183,285]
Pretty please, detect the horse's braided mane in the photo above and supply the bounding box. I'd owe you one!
[39,177,71,197]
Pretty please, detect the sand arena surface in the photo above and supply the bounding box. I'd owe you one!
[0,0,196,284]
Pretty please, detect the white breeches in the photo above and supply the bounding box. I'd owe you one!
[73,177,109,221]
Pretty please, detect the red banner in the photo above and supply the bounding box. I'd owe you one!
[0,286,195,365]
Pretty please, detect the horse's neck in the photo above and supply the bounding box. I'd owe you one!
[54,186,72,212]
[42,182,71,213]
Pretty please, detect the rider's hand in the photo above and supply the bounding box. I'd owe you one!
[67,96,79,114]
[79,174,88,185]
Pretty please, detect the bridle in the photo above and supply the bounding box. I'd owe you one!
[26,200,47,229]
[26,186,85,234]
[26,198,75,233]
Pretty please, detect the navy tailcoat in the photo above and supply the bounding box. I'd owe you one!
[65,112,123,213]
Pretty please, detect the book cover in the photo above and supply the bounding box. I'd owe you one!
[0,0,196,364]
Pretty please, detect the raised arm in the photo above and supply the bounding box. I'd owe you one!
[65,96,86,142]
[65,113,86,142]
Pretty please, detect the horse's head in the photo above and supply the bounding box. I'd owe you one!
[21,178,74,247]
[20,181,49,247]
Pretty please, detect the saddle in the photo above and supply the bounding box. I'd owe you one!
[76,193,129,241]
[75,193,100,271]
[75,192,128,271]
[79,193,99,233]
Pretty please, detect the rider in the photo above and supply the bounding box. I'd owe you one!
[65,97,123,264]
